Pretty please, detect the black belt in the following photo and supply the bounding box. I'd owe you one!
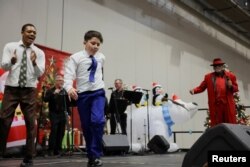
[5,85,35,89]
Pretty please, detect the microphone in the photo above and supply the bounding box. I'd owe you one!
[42,86,46,91]
[108,87,114,90]
[142,88,150,91]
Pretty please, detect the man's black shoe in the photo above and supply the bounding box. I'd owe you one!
[20,159,33,167]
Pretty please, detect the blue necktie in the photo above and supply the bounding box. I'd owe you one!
[88,56,97,82]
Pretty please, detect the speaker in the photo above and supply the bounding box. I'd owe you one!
[102,135,129,154]
[147,135,170,154]
[182,123,250,167]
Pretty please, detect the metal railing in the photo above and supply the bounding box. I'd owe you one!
[172,106,250,144]
[172,130,204,143]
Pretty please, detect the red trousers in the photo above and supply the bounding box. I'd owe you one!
[211,102,236,127]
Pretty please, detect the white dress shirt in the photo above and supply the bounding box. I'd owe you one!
[1,40,45,88]
[64,50,105,93]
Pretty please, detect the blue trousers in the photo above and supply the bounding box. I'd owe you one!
[77,89,105,159]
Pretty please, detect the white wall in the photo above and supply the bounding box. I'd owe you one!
[1,0,250,148]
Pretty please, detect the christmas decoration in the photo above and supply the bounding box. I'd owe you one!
[234,93,250,126]
[132,85,148,108]
[36,56,58,131]
[204,110,211,128]
[152,82,164,106]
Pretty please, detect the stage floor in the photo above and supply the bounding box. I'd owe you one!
[0,151,186,167]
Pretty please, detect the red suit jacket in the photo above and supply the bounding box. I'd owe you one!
[193,71,238,126]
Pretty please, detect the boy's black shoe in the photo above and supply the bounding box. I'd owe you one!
[87,158,103,167]
[47,150,54,156]
[20,159,33,167]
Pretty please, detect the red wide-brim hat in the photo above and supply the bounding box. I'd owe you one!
[210,58,225,66]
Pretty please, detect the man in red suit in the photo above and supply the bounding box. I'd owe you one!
[190,58,239,127]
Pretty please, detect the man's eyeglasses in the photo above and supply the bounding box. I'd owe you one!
[213,64,223,67]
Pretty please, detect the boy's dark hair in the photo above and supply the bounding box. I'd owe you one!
[21,23,36,32]
[84,30,103,43]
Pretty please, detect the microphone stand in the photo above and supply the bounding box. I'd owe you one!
[61,90,72,154]
[129,101,132,152]
[144,89,150,145]
[123,90,143,153]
